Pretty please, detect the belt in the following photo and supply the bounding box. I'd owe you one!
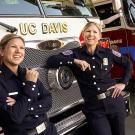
[97,88,114,100]
[27,122,47,135]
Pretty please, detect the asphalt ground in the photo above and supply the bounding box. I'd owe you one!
[125,90,135,135]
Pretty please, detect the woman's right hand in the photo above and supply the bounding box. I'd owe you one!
[25,68,39,83]
[74,59,91,71]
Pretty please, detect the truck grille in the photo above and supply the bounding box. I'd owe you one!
[21,41,83,117]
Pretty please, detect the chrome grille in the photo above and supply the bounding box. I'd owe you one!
[21,41,83,117]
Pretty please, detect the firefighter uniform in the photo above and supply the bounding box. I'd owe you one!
[47,45,132,135]
[0,64,58,135]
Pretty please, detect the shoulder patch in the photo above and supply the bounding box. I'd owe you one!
[112,50,121,57]
[62,50,73,56]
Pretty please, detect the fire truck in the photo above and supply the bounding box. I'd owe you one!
[0,0,132,135]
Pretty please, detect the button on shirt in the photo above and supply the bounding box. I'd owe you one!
[47,46,132,113]
[0,65,52,133]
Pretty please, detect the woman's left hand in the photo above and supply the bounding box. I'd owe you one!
[107,83,126,98]
[6,97,16,106]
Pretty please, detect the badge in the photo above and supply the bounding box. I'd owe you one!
[62,50,73,55]
[103,58,108,66]
[8,92,18,96]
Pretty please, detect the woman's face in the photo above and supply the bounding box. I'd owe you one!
[1,38,25,67]
[83,24,101,47]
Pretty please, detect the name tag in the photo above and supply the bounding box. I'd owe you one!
[36,122,46,134]
[103,58,108,66]
[8,92,18,96]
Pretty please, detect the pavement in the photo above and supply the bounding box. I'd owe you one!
[126,115,135,135]
[125,90,135,135]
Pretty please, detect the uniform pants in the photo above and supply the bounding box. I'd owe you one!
[85,111,126,135]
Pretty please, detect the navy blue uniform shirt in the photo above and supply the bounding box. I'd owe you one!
[47,46,132,114]
[0,64,52,134]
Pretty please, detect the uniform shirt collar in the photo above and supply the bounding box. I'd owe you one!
[81,45,105,56]
[0,64,26,79]
[0,64,14,78]
[95,45,106,55]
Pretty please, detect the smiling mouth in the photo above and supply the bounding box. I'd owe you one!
[88,39,95,41]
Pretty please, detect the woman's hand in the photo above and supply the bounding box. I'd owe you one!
[25,68,39,83]
[107,83,126,98]
[6,97,16,106]
[74,59,91,71]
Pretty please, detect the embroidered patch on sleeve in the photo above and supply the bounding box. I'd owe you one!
[112,50,121,57]
[62,50,73,55]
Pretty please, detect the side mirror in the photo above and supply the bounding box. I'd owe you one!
[112,0,122,13]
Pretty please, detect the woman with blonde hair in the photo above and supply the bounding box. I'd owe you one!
[0,34,58,135]
[47,21,132,135]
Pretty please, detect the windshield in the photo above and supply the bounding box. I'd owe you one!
[0,0,41,16]
[122,0,135,27]
[41,0,97,17]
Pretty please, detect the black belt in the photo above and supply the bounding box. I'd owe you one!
[27,122,47,135]
[97,88,114,100]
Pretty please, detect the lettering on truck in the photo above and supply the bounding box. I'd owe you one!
[19,22,68,35]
